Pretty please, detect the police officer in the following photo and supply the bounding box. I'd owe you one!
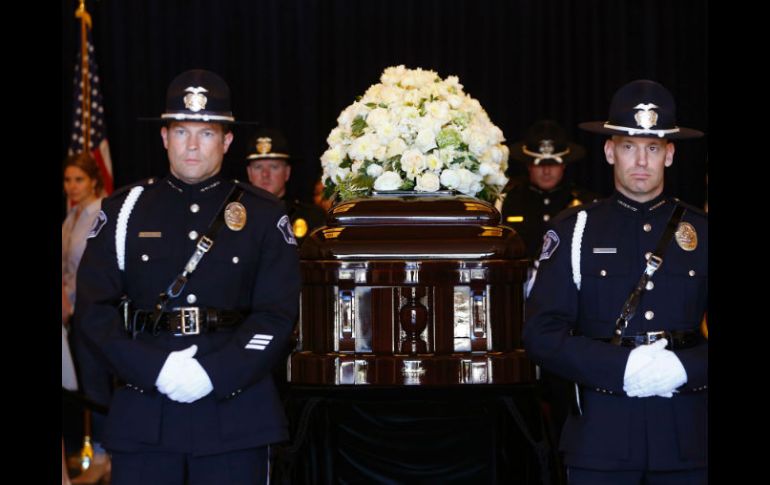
[245,127,326,245]
[74,69,301,484]
[500,120,599,260]
[523,80,707,483]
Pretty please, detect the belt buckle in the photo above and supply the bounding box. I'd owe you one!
[174,307,200,336]
[645,330,666,345]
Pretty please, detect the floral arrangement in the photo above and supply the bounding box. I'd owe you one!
[320,65,509,203]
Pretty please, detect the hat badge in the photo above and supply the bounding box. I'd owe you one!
[633,103,659,130]
[183,86,209,112]
[538,139,554,155]
[256,137,273,155]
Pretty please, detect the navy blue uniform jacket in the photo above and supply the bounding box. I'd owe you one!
[523,192,707,471]
[74,173,301,455]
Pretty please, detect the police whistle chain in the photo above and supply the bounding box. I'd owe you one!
[610,203,686,345]
[149,185,245,334]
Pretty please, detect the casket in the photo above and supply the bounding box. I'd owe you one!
[288,193,536,385]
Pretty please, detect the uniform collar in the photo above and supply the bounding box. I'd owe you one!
[164,173,227,196]
[527,182,567,195]
[612,191,668,214]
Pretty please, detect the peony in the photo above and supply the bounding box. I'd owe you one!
[320,65,509,202]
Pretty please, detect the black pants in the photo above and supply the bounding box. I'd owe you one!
[568,467,707,485]
[110,446,268,485]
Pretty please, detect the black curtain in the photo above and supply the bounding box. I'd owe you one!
[61,0,708,206]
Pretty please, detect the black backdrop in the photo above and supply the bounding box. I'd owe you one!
[61,0,708,206]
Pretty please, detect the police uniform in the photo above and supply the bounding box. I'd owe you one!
[523,81,707,482]
[73,69,301,484]
[500,176,598,259]
[244,127,327,245]
[500,120,598,259]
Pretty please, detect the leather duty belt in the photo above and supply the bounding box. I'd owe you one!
[129,307,243,336]
[596,329,702,350]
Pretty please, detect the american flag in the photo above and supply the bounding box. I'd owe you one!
[68,25,113,196]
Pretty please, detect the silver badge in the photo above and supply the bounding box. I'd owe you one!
[183,86,209,112]
[633,103,659,129]
[538,139,554,155]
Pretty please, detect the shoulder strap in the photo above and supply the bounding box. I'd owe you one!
[610,203,687,345]
[150,185,245,327]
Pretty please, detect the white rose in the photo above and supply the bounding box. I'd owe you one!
[478,162,496,176]
[348,133,381,161]
[375,122,399,145]
[373,171,403,191]
[367,163,384,178]
[426,153,443,172]
[327,127,345,146]
[386,137,408,158]
[414,128,437,153]
[415,172,441,192]
[400,149,427,180]
[321,145,344,167]
[440,168,460,190]
[366,108,390,130]
[351,160,363,174]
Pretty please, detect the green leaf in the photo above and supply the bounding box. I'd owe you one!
[400,178,416,190]
[351,174,375,189]
[351,116,368,137]
[339,155,352,169]
[364,102,377,108]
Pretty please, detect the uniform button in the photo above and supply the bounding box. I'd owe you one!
[688,270,696,277]
[644,311,655,320]
[190,203,200,213]
[189,230,198,240]
[644,251,652,260]
[600,270,607,277]
[232,256,240,264]
[643,223,652,232]
[543,198,550,206]
[543,214,550,222]
[645,280,654,290]
[141,254,149,262]
[148,178,155,185]
[186,294,197,304]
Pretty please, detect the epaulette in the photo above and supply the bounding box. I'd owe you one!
[552,197,603,224]
[102,177,160,206]
[232,179,283,205]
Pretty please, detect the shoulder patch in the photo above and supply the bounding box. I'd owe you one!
[277,214,298,246]
[88,210,108,239]
[538,230,560,261]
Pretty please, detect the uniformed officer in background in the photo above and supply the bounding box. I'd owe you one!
[73,69,301,484]
[523,80,707,484]
[245,127,326,245]
[500,119,599,260]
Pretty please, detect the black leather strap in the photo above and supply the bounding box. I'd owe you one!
[131,308,243,336]
[610,203,687,345]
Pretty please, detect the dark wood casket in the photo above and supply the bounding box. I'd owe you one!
[289,193,536,386]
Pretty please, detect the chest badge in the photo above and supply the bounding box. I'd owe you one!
[224,202,247,231]
[675,222,697,251]
[292,217,308,238]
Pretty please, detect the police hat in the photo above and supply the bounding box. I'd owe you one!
[144,69,247,124]
[509,120,585,165]
[579,80,703,139]
[245,128,291,162]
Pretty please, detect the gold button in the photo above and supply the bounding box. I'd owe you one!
[644,311,655,320]
[643,223,652,232]
[645,280,654,290]
[543,198,550,206]
[543,214,550,222]
[600,270,607,277]
[688,270,696,277]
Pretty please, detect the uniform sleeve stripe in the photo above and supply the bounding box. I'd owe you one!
[245,344,267,350]
[249,339,272,345]
[251,334,273,340]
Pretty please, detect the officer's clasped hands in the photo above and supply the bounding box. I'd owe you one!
[155,344,214,403]
[623,339,688,398]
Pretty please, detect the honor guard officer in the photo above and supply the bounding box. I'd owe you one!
[500,120,599,260]
[73,69,301,485]
[245,127,326,245]
[523,80,708,484]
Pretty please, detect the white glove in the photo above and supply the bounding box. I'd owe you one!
[155,345,213,403]
[625,348,688,399]
[623,339,668,397]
